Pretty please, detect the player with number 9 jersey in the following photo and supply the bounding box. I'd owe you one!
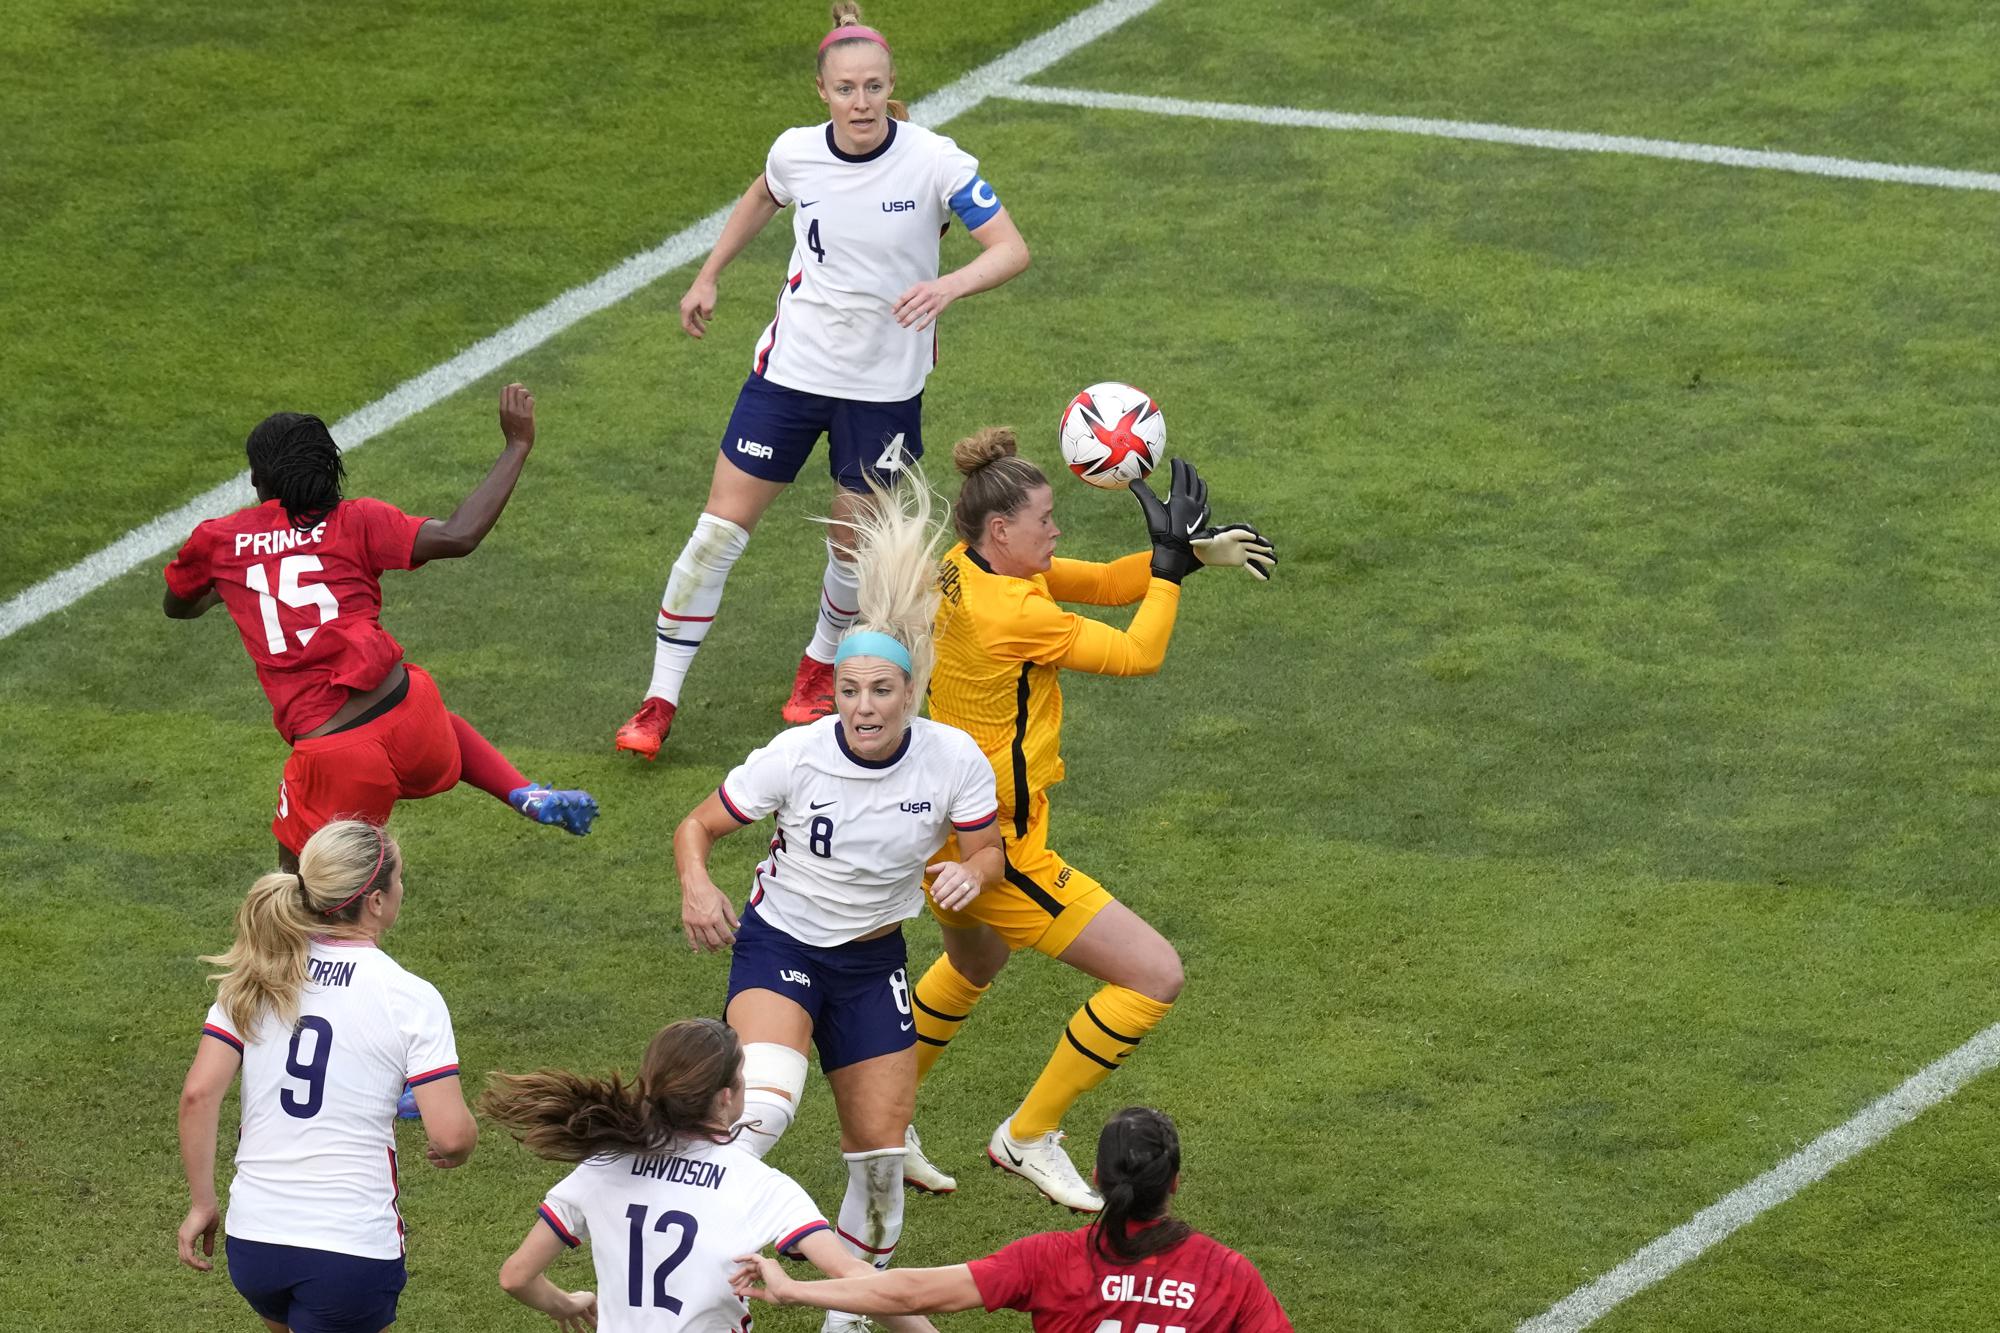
[163,383,598,865]
[176,822,478,1333]
[487,1019,938,1333]
[615,1,1033,763]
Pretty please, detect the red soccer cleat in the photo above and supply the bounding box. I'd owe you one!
[615,697,676,761]
[780,653,836,724]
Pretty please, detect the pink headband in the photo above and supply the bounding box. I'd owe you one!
[819,24,890,55]
[320,827,390,917]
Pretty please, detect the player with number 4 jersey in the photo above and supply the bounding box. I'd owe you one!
[615,2,1031,762]
[177,821,478,1333]
[163,383,597,867]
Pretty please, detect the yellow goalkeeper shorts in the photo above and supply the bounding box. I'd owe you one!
[926,793,1112,958]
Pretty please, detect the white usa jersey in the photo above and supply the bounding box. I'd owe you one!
[717,716,998,947]
[538,1137,829,1333]
[754,119,1004,402]
[200,940,458,1260]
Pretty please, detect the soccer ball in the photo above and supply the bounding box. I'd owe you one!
[1058,382,1165,490]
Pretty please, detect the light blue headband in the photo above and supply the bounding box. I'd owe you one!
[834,630,913,674]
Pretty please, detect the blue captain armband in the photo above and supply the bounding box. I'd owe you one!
[948,175,1003,230]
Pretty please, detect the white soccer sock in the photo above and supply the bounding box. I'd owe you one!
[834,1147,906,1269]
[802,539,862,665]
[647,513,751,704]
[732,1043,806,1160]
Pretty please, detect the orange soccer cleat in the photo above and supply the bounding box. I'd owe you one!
[780,653,836,724]
[614,697,676,761]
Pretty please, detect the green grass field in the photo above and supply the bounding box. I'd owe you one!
[5,1,2000,1329]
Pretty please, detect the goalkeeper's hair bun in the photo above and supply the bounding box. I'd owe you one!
[952,427,1019,475]
[950,427,1047,546]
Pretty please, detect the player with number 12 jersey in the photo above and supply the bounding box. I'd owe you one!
[615,1,1032,762]
[163,383,598,866]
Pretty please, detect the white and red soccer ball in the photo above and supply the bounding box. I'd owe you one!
[1058,382,1164,490]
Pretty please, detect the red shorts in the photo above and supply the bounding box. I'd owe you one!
[272,664,462,853]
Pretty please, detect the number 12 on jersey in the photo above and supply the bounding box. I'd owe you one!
[626,1205,699,1312]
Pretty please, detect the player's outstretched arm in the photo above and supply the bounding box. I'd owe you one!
[732,1245,979,1321]
[410,383,537,563]
[176,1036,238,1271]
[681,174,785,339]
[673,792,746,953]
[499,1222,599,1332]
[893,207,1030,331]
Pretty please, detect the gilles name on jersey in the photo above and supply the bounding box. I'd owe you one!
[628,1153,728,1190]
[1101,1274,1199,1312]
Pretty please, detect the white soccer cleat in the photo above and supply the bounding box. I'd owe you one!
[822,1311,875,1332]
[986,1120,1103,1213]
[903,1123,957,1194]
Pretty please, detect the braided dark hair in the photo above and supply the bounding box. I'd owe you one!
[246,412,345,531]
[1090,1106,1196,1263]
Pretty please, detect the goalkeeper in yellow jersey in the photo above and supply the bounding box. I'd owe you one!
[902,427,1274,1211]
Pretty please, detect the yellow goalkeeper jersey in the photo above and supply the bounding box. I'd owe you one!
[929,543,1182,835]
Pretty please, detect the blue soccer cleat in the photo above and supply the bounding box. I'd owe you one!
[509,784,599,836]
[397,1084,421,1119]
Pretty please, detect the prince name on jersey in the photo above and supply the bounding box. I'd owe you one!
[756,118,1003,403]
[716,716,998,946]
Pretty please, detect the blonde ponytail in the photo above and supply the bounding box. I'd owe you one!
[828,468,951,698]
[830,0,864,24]
[203,820,399,1033]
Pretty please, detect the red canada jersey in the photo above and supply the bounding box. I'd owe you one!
[968,1223,1294,1333]
[165,497,431,738]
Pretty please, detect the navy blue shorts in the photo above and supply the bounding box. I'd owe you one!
[228,1236,406,1333]
[719,374,923,491]
[726,902,915,1071]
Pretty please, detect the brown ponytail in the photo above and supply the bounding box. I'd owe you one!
[1090,1106,1195,1264]
[480,1019,744,1162]
[950,427,1049,546]
[203,820,398,1033]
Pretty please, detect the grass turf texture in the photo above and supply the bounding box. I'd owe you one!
[6,0,2000,1329]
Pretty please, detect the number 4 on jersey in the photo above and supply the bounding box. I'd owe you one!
[873,433,909,474]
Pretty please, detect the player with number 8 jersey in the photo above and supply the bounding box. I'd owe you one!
[615,2,1032,762]
[163,383,598,866]
[673,472,999,1333]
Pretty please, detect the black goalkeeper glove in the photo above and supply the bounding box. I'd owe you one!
[1191,523,1277,580]
[1130,457,1210,584]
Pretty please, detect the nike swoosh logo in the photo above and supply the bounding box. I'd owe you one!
[1000,1142,1024,1167]
[800,199,820,208]
[809,800,836,809]
[900,1021,914,1031]
[1184,519,1203,536]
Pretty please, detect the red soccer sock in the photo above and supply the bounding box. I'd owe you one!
[449,714,531,802]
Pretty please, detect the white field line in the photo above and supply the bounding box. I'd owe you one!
[1519,1019,2000,1331]
[997,84,2000,194]
[0,0,1162,646]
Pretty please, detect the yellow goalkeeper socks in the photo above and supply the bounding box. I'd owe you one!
[912,956,991,1084]
[1010,985,1172,1140]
